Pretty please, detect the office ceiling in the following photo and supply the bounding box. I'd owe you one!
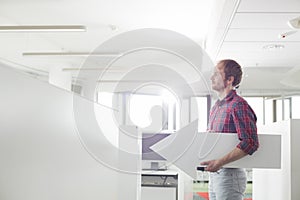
[207,0,300,95]
[0,0,300,96]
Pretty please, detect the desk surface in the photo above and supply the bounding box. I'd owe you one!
[142,169,178,176]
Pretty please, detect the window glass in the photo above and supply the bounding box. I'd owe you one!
[191,97,208,132]
[244,97,264,126]
[129,94,163,128]
[265,98,274,124]
[284,98,291,120]
[128,92,178,131]
[292,96,300,119]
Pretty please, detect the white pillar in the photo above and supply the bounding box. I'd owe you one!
[118,125,141,200]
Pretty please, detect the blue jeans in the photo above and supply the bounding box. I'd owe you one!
[208,168,247,200]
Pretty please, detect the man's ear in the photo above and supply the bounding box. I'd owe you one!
[227,76,234,85]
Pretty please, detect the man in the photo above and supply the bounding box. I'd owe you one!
[200,59,259,200]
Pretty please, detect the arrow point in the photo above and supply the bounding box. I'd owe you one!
[150,120,199,178]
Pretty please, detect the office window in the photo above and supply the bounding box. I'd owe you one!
[167,99,176,130]
[262,97,291,124]
[128,92,178,131]
[292,96,300,119]
[129,94,163,129]
[191,97,208,132]
[161,89,178,130]
[264,98,274,124]
[176,101,180,131]
[283,98,291,120]
[244,97,264,126]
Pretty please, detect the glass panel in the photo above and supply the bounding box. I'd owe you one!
[244,97,264,126]
[284,98,291,120]
[128,93,178,131]
[167,101,175,130]
[292,96,300,119]
[191,97,208,132]
[129,94,163,128]
[265,98,273,124]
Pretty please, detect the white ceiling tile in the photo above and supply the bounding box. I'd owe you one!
[238,0,300,12]
[225,29,300,42]
[0,0,214,74]
[217,42,300,68]
[0,0,299,94]
[239,66,295,91]
[231,13,300,29]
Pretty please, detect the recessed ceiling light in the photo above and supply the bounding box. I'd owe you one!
[262,44,285,50]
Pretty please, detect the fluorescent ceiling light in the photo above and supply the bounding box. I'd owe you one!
[97,80,166,83]
[63,67,124,71]
[0,25,86,32]
[23,52,121,57]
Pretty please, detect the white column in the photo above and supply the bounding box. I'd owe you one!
[118,125,141,200]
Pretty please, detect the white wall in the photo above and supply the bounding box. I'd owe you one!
[0,64,120,200]
[48,66,72,91]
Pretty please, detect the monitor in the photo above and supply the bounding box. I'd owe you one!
[142,132,171,170]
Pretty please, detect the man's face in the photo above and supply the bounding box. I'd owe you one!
[210,62,226,92]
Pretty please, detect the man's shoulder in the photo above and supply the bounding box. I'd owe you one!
[230,93,249,107]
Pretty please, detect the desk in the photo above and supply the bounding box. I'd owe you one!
[141,170,178,200]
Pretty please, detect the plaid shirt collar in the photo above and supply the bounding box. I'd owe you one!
[216,90,236,106]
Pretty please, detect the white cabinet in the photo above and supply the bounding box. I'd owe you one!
[141,170,178,200]
[141,187,176,200]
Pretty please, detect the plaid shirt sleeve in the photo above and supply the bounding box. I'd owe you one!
[232,101,259,155]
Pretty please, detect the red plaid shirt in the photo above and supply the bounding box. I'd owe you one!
[208,90,259,155]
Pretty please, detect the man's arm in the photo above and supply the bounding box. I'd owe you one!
[200,147,247,172]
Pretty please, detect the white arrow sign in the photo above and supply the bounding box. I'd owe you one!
[151,120,281,179]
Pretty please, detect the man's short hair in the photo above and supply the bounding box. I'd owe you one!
[219,59,243,88]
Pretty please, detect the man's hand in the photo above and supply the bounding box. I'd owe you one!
[200,159,223,172]
[200,147,248,172]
